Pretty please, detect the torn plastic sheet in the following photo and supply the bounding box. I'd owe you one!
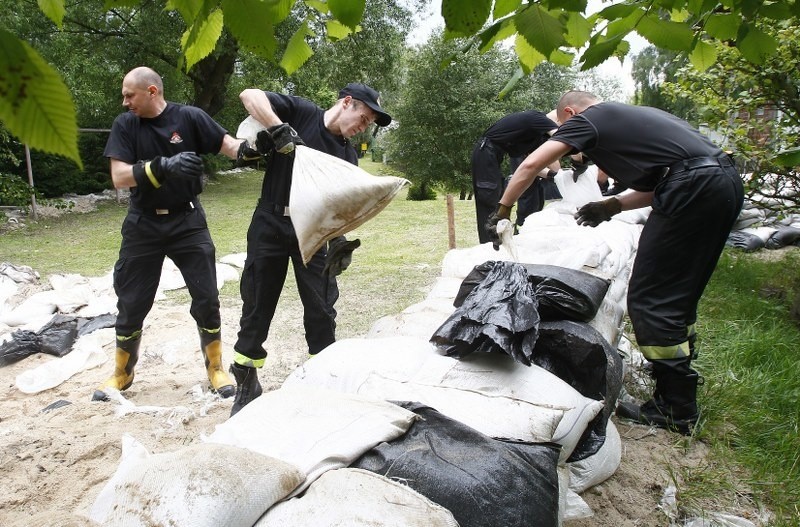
[430,261,540,366]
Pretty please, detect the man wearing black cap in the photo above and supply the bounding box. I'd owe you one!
[228,83,392,416]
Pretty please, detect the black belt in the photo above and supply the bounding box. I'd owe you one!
[668,155,734,175]
[130,202,195,216]
[257,199,291,216]
[479,137,502,156]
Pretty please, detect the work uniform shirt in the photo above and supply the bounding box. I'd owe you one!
[482,110,557,157]
[550,102,722,191]
[260,92,358,207]
[104,102,227,209]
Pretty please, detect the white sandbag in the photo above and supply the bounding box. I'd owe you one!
[568,419,622,493]
[406,351,605,462]
[366,297,455,339]
[0,290,58,328]
[289,145,409,264]
[255,468,459,527]
[283,336,438,392]
[14,328,113,394]
[90,435,304,527]
[357,373,564,444]
[554,166,603,208]
[285,336,602,462]
[205,384,418,496]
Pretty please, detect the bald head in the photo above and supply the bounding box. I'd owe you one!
[121,67,166,118]
[556,90,600,124]
[124,67,164,93]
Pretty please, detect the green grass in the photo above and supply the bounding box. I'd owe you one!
[686,250,800,523]
[4,161,800,522]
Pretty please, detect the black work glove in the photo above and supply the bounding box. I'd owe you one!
[133,152,203,190]
[324,237,361,276]
[236,140,262,167]
[485,203,513,250]
[571,157,590,182]
[544,169,558,180]
[267,123,304,154]
[574,197,622,227]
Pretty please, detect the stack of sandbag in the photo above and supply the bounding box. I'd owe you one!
[89,385,421,526]
[283,336,608,524]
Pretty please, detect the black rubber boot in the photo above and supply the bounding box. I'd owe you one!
[229,363,263,417]
[92,334,141,401]
[199,329,235,398]
[616,359,700,435]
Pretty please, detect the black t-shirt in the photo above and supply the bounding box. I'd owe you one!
[551,102,722,191]
[104,102,226,208]
[261,92,358,205]
[483,110,557,158]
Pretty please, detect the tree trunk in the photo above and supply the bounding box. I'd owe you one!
[190,31,239,117]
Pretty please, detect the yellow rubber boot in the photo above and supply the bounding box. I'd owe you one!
[200,330,235,398]
[92,335,140,401]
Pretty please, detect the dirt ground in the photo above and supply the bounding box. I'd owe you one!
[0,195,770,526]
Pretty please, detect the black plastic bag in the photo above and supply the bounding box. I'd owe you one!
[0,313,116,367]
[455,261,610,322]
[532,320,624,462]
[0,330,41,367]
[352,401,561,527]
[431,261,540,365]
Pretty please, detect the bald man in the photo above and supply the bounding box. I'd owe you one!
[95,67,247,403]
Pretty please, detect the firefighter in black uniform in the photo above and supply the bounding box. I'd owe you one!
[95,67,249,402]
[487,90,744,435]
[471,110,561,243]
[229,83,392,416]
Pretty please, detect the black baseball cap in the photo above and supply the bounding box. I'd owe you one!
[338,83,392,127]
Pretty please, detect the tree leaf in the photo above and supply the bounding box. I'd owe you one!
[514,4,565,58]
[596,3,638,20]
[329,0,365,30]
[563,11,592,48]
[222,0,279,58]
[181,8,224,71]
[689,39,717,71]
[737,25,778,64]
[704,13,739,41]
[775,146,800,167]
[493,0,521,19]
[542,0,587,11]
[0,29,80,168]
[305,0,328,14]
[326,19,354,41]
[38,0,65,28]
[513,32,545,74]
[498,65,525,99]
[579,35,624,70]
[442,0,493,36]
[279,21,314,75]
[476,19,516,52]
[637,13,694,51]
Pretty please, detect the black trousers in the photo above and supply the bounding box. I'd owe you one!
[471,138,505,244]
[114,206,220,336]
[627,164,743,359]
[235,207,338,361]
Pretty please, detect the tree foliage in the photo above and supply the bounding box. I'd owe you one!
[387,32,572,199]
[630,46,694,119]
[2,0,798,167]
[664,20,800,213]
